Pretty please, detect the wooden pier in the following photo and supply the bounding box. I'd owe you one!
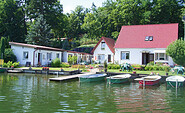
[49,72,94,81]
[21,69,81,75]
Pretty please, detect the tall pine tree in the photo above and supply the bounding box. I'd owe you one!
[26,15,52,46]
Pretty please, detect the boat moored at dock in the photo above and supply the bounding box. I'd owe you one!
[166,76,185,87]
[79,73,107,82]
[106,74,131,84]
[135,75,161,86]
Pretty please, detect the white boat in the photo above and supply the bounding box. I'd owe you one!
[134,75,161,85]
[166,76,185,87]
[106,74,131,84]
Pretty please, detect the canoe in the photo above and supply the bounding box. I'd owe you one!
[106,74,131,84]
[135,75,161,86]
[79,73,107,82]
[166,76,185,87]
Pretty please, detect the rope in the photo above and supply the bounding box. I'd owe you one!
[169,82,174,88]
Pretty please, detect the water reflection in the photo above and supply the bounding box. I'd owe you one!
[1,73,185,112]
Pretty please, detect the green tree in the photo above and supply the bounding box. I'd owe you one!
[0,0,26,42]
[166,39,185,66]
[26,14,52,46]
[67,6,87,40]
[0,37,5,59]
[4,48,17,63]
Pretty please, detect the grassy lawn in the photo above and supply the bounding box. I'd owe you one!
[17,67,184,76]
[107,69,179,76]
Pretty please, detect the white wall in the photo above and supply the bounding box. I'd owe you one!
[34,50,62,66]
[114,48,174,66]
[11,45,63,66]
[93,40,114,64]
[11,45,35,66]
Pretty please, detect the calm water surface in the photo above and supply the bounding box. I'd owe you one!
[0,73,185,113]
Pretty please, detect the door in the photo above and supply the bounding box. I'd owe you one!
[108,55,111,62]
[38,53,42,65]
[142,53,154,65]
[142,53,149,65]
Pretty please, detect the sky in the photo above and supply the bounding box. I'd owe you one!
[60,0,106,14]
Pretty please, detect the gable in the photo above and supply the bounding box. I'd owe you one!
[114,23,178,48]
[91,37,115,54]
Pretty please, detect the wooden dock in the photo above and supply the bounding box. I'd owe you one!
[22,69,81,75]
[49,72,95,81]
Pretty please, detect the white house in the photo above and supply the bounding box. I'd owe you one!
[91,37,115,64]
[9,42,92,66]
[114,23,178,66]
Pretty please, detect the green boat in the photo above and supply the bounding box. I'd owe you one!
[0,68,6,73]
[106,74,131,84]
[166,76,185,87]
[79,73,107,82]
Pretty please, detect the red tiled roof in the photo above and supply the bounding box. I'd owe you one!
[114,23,178,48]
[91,37,115,53]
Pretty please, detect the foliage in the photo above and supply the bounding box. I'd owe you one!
[72,65,85,68]
[60,62,70,68]
[68,56,77,65]
[51,58,61,67]
[0,37,5,59]
[104,60,107,69]
[0,0,26,42]
[3,61,19,68]
[107,64,121,69]
[26,14,52,46]
[166,39,185,67]
[4,48,17,63]
[145,65,171,71]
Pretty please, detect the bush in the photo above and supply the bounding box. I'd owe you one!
[108,64,120,69]
[3,61,19,68]
[72,65,85,68]
[60,62,70,68]
[4,48,17,63]
[51,58,61,67]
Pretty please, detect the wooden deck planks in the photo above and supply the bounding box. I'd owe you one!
[49,72,95,81]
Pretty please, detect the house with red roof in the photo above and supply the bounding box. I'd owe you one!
[114,23,178,66]
[91,37,115,64]
[9,42,92,66]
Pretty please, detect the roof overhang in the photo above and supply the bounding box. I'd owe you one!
[154,50,166,53]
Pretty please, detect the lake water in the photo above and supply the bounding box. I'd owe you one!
[0,73,185,113]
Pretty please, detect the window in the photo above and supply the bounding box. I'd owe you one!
[149,36,153,41]
[56,53,59,58]
[23,52,28,59]
[121,51,130,60]
[101,42,105,50]
[155,53,168,61]
[98,54,105,61]
[47,53,52,60]
[145,36,149,41]
[145,36,153,41]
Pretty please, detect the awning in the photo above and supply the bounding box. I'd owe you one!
[154,50,166,53]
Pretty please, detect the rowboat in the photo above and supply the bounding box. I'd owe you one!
[166,76,185,87]
[106,74,131,84]
[79,73,107,82]
[134,75,161,86]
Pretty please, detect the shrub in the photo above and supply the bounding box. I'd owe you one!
[147,61,154,66]
[51,58,61,67]
[108,64,120,69]
[2,61,19,68]
[60,62,70,68]
[72,65,85,68]
[4,48,17,63]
